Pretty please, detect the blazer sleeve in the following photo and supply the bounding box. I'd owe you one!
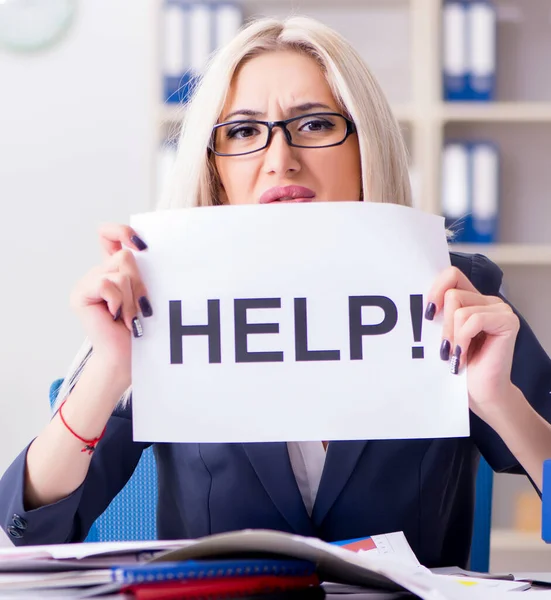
[0,389,150,546]
[452,252,551,473]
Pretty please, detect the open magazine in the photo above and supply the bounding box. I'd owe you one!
[147,529,414,590]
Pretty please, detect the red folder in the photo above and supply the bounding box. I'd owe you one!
[123,573,320,600]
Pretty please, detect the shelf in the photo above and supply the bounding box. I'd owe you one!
[491,529,551,552]
[439,103,551,123]
[449,244,551,266]
[233,0,409,6]
[159,103,415,126]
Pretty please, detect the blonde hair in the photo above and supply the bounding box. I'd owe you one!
[53,15,412,411]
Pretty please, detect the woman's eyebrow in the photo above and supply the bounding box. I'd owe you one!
[222,108,263,121]
[289,102,333,114]
[222,102,334,122]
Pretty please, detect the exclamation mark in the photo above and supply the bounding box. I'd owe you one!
[410,294,424,359]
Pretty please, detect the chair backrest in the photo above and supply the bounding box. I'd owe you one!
[469,457,493,572]
[49,379,158,542]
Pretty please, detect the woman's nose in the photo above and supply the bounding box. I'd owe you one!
[262,127,301,175]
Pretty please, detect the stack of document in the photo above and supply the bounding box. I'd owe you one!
[0,530,536,598]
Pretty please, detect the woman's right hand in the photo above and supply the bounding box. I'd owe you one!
[70,224,152,380]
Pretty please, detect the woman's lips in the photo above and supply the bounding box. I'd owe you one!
[259,185,316,204]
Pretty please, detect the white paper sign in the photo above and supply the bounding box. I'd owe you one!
[130,202,469,443]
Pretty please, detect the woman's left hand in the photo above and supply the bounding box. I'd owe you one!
[426,266,520,419]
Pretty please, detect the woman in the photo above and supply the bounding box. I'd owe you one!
[1,16,551,569]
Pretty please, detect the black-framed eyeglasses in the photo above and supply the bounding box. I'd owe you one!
[209,112,357,157]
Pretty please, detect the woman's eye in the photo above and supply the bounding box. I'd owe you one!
[300,119,334,132]
[227,126,259,139]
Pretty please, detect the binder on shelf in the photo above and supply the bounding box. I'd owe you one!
[442,142,471,241]
[214,2,243,50]
[470,141,499,242]
[162,1,243,105]
[442,140,500,244]
[466,0,497,101]
[442,0,469,101]
[189,2,213,78]
[163,1,191,104]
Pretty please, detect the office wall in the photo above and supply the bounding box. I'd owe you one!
[0,1,156,474]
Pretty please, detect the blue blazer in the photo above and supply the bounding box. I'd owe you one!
[1,252,550,568]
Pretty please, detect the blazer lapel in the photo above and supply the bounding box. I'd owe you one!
[311,440,368,526]
[242,442,315,536]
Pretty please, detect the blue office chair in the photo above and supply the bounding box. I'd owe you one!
[469,457,493,572]
[49,379,157,542]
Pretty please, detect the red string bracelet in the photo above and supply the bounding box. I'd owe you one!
[58,402,107,455]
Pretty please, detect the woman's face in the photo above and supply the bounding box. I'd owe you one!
[214,50,362,205]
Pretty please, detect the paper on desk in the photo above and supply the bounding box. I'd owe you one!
[433,575,529,592]
[336,532,421,568]
[0,569,111,590]
[0,539,194,561]
[131,202,469,443]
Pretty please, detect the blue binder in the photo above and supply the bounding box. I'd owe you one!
[111,558,315,584]
[163,0,193,104]
[442,141,471,241]
[469,141,499,242]
[466,0,497,101]
[442,0,469,101]
[443,140,499,243]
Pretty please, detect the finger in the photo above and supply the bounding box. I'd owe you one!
[102,273,137,332]
[88,276,124,319]
[451,303,515,369]
[98,223,148,259]
[440,290,502,360]
[451,308,520,374]
[107,250,153,318]
[425,266,479,321]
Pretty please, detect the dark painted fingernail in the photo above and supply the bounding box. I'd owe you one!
[130,235,148,251]
[440,339,451,361]
[132,317,143,338]
[138,296,153,318]
[424,302,436,321]
[450,346,462,375]
[113,306,122,321]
